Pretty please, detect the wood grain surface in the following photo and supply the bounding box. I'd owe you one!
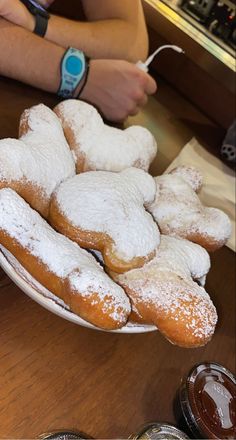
[0,75,235,439]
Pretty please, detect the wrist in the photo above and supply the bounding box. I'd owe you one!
[74,58,90,99]
[57,48,89,99]
[24,9,35,31]
[19,0,50,36]
[4,4,35,31]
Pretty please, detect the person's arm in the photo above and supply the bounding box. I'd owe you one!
[0,19,63,92]
[45,0,149,62]
[10,0,148,62]
[0,18,156,121]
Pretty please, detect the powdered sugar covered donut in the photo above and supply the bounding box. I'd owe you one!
[148,168,231,251]
[112,235,217,348]
[0,188,130,329]
[54,100,157,173]
[49,168,160,273]
[168,165,203,192]
[0,104,75,218]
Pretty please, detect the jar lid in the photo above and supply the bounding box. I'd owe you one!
[39,431,91,440]
[130,422,190,439]
[180,362,236,439]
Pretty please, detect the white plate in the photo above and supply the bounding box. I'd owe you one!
[0,247,157,334]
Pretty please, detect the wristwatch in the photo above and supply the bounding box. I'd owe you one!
[58,47,89,99]
[20,0,50,37]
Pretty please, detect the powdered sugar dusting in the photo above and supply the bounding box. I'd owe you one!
[21,104,67,141]
[0,104,75,198]
[168,165,203,192]
[148,174,231,245]
[127,276,216,340]
[54,168,160,261]
[0,188,130,322]
[68,270,130,323]
[113,235,217,340]
[54,100,157,172]
[150,235,210,280]
[121,168,157,205]
[117,235,210,284]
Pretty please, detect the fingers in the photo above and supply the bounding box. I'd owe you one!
[137,93,148,107]
[131,66,157,95]
[143,74,157,95]
[129,93,148,116]
[121,93,147,119]
[128,82,151,116]
[134,68,157,95]
[110,107,140,123]
[129,106,140,117]
[82,59,157,122]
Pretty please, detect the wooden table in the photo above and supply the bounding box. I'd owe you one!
[0,76,235,439]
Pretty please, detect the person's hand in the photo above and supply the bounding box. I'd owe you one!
[80,59,157,122]
[0,0,34,30]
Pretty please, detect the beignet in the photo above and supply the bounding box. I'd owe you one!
[111,235,217,347]
[148,166,231,251]
[0,188,131,330]
[49,168,160,273]
[0,104,75,218]
[54,100,157,173]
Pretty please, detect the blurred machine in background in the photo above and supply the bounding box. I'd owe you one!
[143,0,235,130]
[180,0,236,49]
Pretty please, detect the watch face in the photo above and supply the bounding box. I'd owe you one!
[66,55,84,76]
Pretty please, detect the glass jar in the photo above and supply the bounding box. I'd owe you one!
[39,430,92,440]
[129,422,190,439]
[179,362,236,439]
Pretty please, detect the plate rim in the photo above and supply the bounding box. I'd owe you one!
[0,248,157,334]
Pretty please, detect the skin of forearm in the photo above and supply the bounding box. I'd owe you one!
[45,15,149,62]
[0,18,64,93]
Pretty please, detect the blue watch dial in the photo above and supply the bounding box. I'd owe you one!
[66,56,83,76]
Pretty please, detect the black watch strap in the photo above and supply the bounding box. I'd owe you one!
[34,13,48,37]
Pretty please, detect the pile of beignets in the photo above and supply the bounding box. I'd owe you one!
[0,100,232,348]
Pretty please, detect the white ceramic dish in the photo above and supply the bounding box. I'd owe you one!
[0,246,157,334]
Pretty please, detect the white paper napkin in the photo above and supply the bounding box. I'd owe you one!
[165,138,235,252]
